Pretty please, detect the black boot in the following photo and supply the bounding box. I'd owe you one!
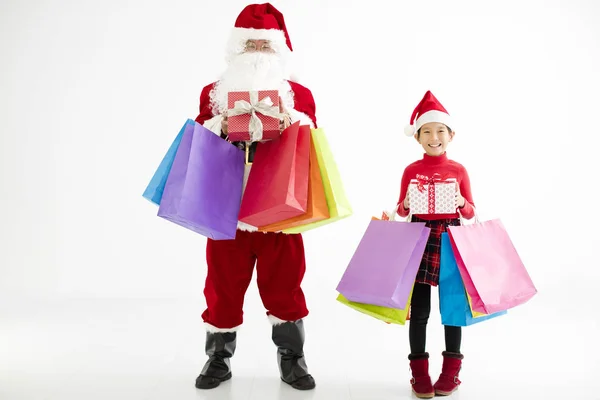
[195,331,236,389]
[271,319,316,390]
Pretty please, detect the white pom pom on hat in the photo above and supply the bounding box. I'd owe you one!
[404,90,453,137]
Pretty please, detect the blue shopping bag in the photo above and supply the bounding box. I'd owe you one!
[142,119,194,205]
[439,232,506,327]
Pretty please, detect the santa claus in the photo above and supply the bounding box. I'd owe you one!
[193,3,317,391]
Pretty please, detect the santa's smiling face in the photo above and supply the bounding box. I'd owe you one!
[210,39,294,115]
[416,122,455,156]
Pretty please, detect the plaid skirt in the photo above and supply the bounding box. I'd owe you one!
[411,215,461,286]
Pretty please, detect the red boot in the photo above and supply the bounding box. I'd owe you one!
[408,353,435,399]
[433,351,464,396]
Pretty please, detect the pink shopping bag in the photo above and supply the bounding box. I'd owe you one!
[447,219,537,314]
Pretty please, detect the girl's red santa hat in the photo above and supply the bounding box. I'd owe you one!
[226,3,293,55]
[404,91,453,136]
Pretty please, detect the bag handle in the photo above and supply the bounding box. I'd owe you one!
[458,206,481,225]
[382,203,412,222]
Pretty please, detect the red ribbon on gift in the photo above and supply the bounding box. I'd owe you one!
[415,173,451,214]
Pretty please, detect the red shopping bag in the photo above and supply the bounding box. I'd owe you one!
[258,127,330,232]
[238,121,310,227]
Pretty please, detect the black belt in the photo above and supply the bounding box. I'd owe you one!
[237,141,257,165]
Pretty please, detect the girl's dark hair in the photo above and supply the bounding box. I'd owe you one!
[416,124,452,139]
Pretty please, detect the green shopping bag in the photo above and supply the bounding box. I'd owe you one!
[282,127,352,233]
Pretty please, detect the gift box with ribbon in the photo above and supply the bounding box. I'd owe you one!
[408,173,456,214]
[227,90,282,142]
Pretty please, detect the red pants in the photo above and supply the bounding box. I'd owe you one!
[201,230,309,330]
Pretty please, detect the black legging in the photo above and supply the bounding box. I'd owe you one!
[409,282,461,354]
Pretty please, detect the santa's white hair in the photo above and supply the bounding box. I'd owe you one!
[209,50,295,117]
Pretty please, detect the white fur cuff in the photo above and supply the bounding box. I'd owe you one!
[288,108,314,128]
[267,314,289,325]
[202,114,223,136]
[237,220,258,232]
[205,322,241,333]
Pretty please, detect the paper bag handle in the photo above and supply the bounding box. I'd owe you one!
[458,206,481,225]
[382,203,412,222]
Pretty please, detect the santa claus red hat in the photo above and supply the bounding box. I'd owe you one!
[404,91,453,136]
[227,3,292,55]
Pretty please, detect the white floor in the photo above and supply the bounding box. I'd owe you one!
[1,291,597,400]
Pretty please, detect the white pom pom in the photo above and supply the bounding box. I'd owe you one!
[404,124,415,136]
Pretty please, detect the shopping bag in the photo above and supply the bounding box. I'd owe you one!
[142,119,193,205]
[336,285,413,325]
[447,219,537,314]
[282,127,352,233]
[336,211,430,309]
[157,121,245,240]
[466,291,487,318]
[258,127,329,232]
[238,121,310,227]
[439,233,506,327]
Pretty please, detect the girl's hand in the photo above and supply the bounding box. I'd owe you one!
[455,182,465,208]
[403,195,410,210]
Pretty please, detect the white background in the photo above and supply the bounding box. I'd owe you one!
[1,0,598,399]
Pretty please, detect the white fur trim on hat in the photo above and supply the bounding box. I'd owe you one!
[414,110,453,132]
[205,322,241,333]
[226,27,290,56]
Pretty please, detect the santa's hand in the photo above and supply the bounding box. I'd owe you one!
[280,114,291,131]
[221,112,228,135]
[403,195,410,210]
[279,96,291,131]
[279,96,286,113]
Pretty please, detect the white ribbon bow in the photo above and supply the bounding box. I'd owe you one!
[227,91,282,141]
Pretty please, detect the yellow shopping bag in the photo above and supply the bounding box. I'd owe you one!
[466,290,488,318]
[282,128,352,233]
[336,285,413,325]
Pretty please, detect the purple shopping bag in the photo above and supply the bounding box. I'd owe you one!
[157,121,244,240]
[447,219,537,314]
[336,219,431,309]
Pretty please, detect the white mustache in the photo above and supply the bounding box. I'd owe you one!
[210,52,292,114]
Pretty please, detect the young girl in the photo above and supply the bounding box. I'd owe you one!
[397,91,476,398]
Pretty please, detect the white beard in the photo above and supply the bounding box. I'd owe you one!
[210,52,295,116]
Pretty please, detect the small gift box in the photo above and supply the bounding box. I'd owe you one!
[227,90,281,142]
[408,174,456,214]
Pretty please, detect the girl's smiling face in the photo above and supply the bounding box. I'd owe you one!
[416,122,455,156]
